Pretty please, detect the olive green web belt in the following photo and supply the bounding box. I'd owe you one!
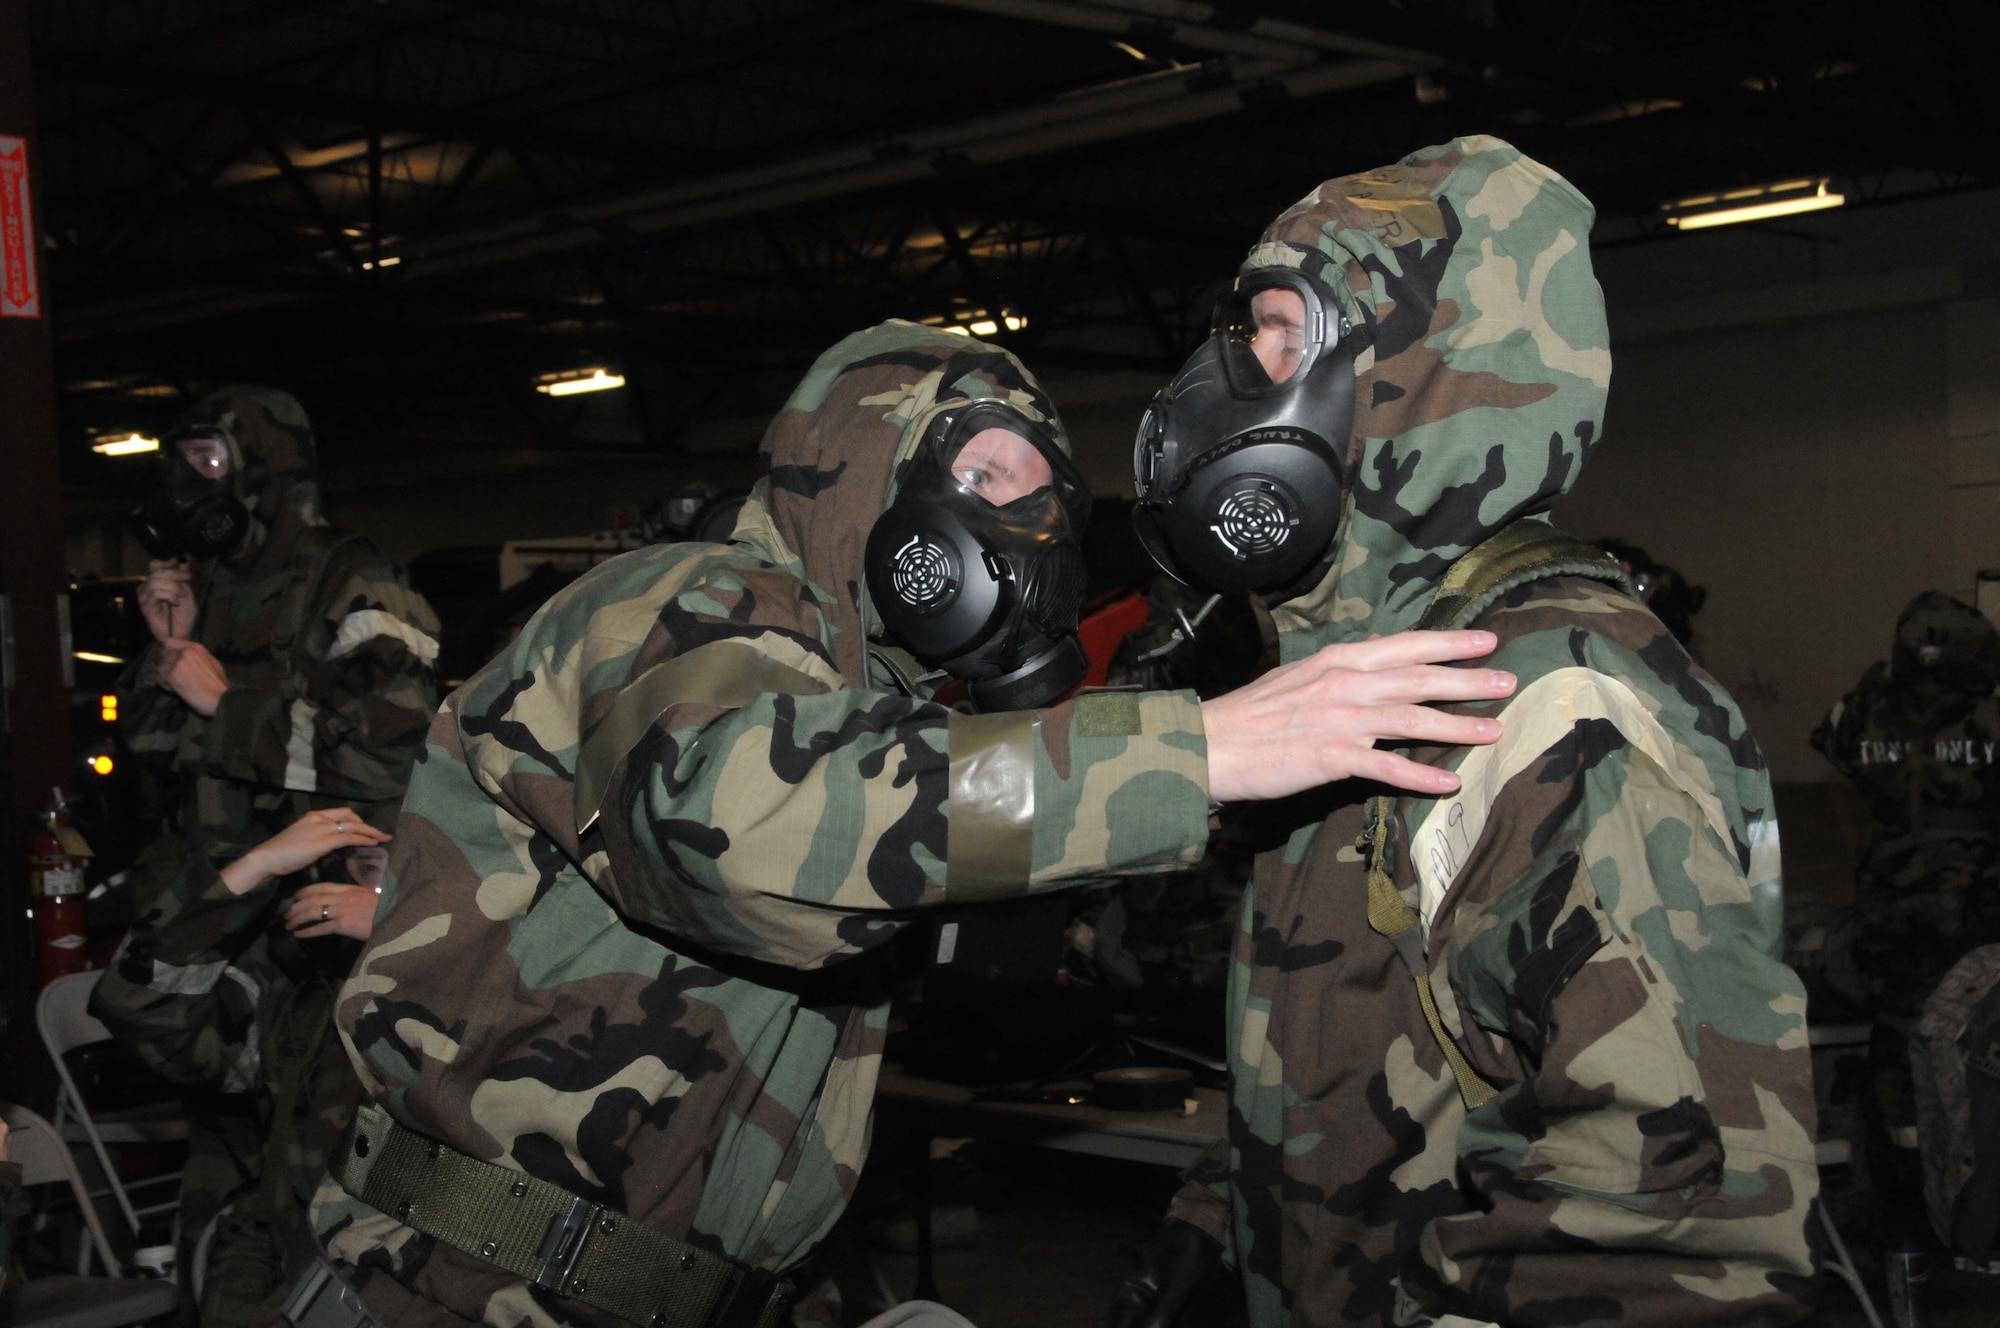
[333,1103,792,1328]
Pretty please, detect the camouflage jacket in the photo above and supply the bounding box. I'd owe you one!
[1165,138,1819,1328]
[119,387,441,866]
[325,323,1211,1323]
[90,833,363,1215]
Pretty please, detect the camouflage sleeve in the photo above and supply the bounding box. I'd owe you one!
[0,1160,27,1276]
[585,664,1211,969]
[1809,664,1881,782]
[203,554,440,806]
[1418,717,1818,1325]
[117,641,196,771]
[88,835,276,1094]
[1164,1136,1236,1259]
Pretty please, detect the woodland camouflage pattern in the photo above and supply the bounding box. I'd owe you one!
[1812,591,2000,1021]
[323,322,1213,1326]
[103,385,437,1315]
[91,835,369,1327]
[1162,137,1819,1327]
[118,386,441,862]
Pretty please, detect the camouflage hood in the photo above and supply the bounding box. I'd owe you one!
[171,385,325,573]
[1892,590,2000,691]
[1254,136,1611,657]
[733,319,1071,681]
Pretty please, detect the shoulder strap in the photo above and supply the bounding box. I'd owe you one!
[1367,521,1630,1112]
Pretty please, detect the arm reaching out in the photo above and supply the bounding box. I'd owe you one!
[1202,629,1515,803]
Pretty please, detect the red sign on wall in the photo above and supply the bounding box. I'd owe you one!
[1,134,43,319]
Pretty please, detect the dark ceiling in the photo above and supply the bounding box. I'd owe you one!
[29,0,2000,479]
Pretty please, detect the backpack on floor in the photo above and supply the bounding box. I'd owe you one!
[1913,942,2000,1265]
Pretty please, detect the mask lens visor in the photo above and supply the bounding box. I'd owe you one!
[174,432,231,481]
[944,423,1054,508]
[1216,279,1323,392]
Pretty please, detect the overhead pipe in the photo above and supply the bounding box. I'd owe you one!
[912,0,1319,65]
[61,51,1414,337]
[1069,0,1447,68]
[394,55,1411,279]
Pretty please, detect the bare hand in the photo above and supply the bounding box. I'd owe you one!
[139,559,196,643]
[158,639,231,717]
[1201,630,1516,803]
[285,882,381,941]
[224,807,391,896]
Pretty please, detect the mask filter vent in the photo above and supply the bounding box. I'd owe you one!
[1212,483,1297,558]
[890,534,959,611]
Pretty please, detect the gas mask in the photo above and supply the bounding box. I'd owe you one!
[1132,268,1357,598]
[865,401,1092,712]
[132,428,250,560]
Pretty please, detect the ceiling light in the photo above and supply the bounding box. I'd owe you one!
[536,368,626,397]
[1664,178,1844,231]
[936,310,1027,337]
[361,255,401,270]
[90,432,160,456]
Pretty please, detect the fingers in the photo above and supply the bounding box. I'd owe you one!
[1308,630,1500,673]
[1347,748,1465,796]
[1339,664,1517,709]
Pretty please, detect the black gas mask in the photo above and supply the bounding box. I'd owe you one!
[866,401,1092,712]
[132,428,250,560]
[1132,268,1357,598]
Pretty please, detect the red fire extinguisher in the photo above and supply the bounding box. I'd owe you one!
[30,787,93,987]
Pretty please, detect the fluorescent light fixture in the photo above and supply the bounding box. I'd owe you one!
[90,432,160,456]
[937,310,1027,337]
[535,368,626,397]
[361,255,402,270]
[1665,178,1844,231]
[74,651,125,665]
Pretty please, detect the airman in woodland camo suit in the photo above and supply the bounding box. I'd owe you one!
[1113,137,1820,1328]
[92,386,438,1319]
[314,322,1517,1328]
[1812,591,2000,1149]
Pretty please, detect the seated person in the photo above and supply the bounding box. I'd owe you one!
[92,806,391,1327]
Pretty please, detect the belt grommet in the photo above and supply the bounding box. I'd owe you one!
[480,1240,498,1259]
[427,1141,441,1160]
[570,1278,588,1295]
[353,1135,370,1158]
[652,1316,667,1328]
[395,1200,411,1221]
[599,1216,617,1234]
[680,1252,695,1270]
[510,1180,528,1198]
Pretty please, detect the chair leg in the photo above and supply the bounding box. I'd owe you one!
[1815,1197,1887,1328]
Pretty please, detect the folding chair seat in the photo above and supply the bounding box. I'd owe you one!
[37,971,189,1241]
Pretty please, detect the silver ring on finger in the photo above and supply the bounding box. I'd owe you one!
[335,822,347,832]
[321,904,331,922]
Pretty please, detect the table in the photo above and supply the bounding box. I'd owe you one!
[874,1061,1225,1171]
[871,1061,1225,1300]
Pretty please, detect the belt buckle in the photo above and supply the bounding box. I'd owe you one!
[532,1194,602,1295]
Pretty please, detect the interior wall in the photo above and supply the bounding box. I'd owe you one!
[1557,294,1999,783]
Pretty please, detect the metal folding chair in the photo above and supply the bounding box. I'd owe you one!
[0,1101,180,1327]
[37,971,188,1245]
